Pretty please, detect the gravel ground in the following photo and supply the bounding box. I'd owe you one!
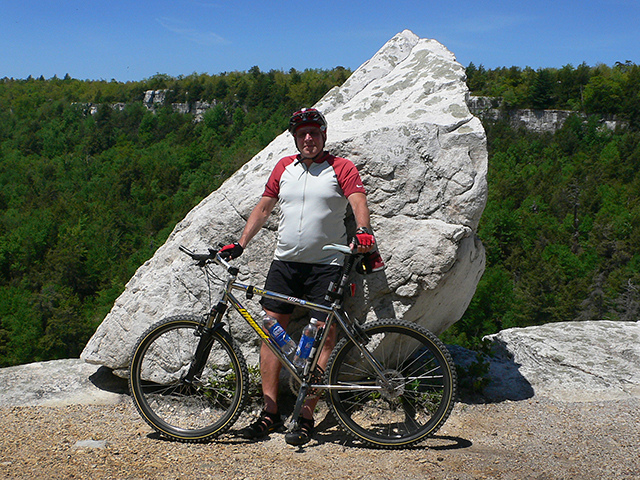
[1,396,638,480]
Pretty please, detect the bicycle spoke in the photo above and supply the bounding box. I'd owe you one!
[129,317,248,442]
[326,319,456,448]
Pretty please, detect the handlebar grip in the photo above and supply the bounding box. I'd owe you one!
[179,245,217,263]
[322,243,354,254]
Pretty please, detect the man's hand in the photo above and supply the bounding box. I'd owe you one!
[352,227,375,253]
[219,242,244,260]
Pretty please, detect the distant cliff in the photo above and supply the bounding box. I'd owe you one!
[142,89,214,122]
[467,95,626,133]
[80,93,628,134]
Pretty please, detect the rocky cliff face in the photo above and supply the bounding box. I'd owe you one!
[81,30,488,372]
[466,96,626,133]
[143,89,214,122]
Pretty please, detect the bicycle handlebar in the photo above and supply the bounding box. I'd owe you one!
[322,243,355,254]
[180,242,359,276]
[179,245,217,263]
[179,245,238,275]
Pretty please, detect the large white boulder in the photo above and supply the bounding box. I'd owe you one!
[81,30,488,371]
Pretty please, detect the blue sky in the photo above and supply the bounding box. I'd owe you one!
[1,0,638,82]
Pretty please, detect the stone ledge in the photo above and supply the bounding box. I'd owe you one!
[0,358,128,407]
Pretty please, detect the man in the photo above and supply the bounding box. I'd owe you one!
[219,108,382,446]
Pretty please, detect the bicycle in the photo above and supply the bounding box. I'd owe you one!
[128,243,457,449]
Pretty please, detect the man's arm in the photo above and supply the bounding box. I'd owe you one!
[238,196,278,248]
[348,192,371,231]
[348,192,375,253]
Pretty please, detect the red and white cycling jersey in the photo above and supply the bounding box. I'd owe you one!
[263,152,366,265]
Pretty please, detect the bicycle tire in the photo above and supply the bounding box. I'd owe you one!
[129,315,249,443]
[325,319,457,449]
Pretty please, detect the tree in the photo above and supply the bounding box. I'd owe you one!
[583,74,623,115]
[444,114,639,349]
[530,69,556,109]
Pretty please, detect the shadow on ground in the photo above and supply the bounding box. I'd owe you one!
[89,366,130,394]
[447,344,534,404]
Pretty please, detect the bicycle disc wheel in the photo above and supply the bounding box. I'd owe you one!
[326,319,457,448]
[129,315,248,442]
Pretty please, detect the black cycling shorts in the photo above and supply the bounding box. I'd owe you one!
[260,260,341,315]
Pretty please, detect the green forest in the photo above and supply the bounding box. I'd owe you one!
[1,62,639,367]
[444,61,640,349]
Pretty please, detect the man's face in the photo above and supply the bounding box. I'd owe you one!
[295,125,325,159]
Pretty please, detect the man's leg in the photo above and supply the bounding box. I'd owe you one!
[296,263,341,421]
[261,309,291,414]
[299,322,337,420]
[285,320,336,445]
[239,308,291,439]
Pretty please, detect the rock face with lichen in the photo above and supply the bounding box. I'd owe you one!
[81,30,488,371]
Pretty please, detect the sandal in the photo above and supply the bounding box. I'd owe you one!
[239,411,284,439]
[285,416,314,446]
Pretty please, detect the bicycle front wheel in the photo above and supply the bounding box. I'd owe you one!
[129,315,249,442]
[326,319,457,449]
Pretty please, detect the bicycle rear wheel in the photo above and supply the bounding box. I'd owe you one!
[129,315,248,442]
[326,319,457,449]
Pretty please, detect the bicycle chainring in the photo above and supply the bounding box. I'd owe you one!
[288,366,325,398]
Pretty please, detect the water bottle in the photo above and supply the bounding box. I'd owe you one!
[262,312,296,356]
[293,318,319,369]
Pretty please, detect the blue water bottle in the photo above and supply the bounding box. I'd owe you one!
[262,312,296,356]
[293,318,319,369]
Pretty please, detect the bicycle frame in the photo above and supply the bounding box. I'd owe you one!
[226,281,332,381]
[199,245,392,399]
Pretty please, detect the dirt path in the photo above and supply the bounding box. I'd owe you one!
[1,396,638,480]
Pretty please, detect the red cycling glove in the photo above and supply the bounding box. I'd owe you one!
[219,242,244,260]
[354,227,375,248]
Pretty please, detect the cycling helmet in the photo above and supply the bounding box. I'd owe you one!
[288,108,328,135]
